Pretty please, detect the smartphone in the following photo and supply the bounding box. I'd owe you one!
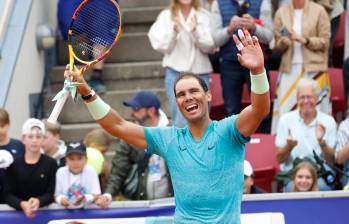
[280,27,291,37]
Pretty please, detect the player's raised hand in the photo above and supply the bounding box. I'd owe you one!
[233,29,264,74]
[64,64,91,96]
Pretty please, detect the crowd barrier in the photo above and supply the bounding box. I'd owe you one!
[0,191,348,224]
[48,213,285,224]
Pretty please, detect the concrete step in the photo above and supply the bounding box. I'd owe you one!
[43,88,169,124]
[123,6,163,25]
[49,61,164,83]
[48,61,165,93]
[111,5,165,33]
[122,24,151,33]
[56,33,162,65]
[50,76,165,94]
[119,0,169,8]
[61,123,100,142]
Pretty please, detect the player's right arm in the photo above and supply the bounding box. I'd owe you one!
[65,66,147,150]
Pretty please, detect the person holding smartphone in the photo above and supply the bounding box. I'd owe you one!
[271,0,331,134]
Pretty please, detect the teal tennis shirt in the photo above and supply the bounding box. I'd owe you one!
[144,116,249,224]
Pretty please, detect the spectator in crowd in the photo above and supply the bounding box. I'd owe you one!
[96,91,172,202]
[57,0,114,93]
[312,0,344,66]
[148,0,215,127]
[275,78,336,191]
[66,28,270,223]
[4,119,57,218]
[55,141,108,208]
[291,160,319,192]
[0,108,25,156]
[42,119,66,167]
[210,0,273,128]
[335,114,349,188]
[84,129,111,191]
[271,0,331,134]
[0,108,25,202]
[243,160,265,194]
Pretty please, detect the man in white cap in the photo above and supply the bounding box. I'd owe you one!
[243,160,265,194]
[3,118,57,218]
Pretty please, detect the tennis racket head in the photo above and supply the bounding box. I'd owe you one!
[68,0,122,71]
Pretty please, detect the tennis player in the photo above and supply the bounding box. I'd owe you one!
[66,29,270,223]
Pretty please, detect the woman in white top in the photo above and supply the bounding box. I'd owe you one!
[148,0,215,127]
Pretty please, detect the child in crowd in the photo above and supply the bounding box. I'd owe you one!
[0,108,25,156]
[42,119,67,167]
[4,118,57,218]
[291,161,319,192]
[243,160,265,194]
[0,108,25,203]
[55,141,109,208]
[84,129,111,190]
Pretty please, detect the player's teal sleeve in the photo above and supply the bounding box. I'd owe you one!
[216,115,250,145]
[144,126,175,157]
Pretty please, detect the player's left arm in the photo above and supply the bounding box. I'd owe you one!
[234,30,270,137]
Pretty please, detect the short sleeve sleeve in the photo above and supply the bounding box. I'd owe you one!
[144,126,175,157]
[216,115,250,145]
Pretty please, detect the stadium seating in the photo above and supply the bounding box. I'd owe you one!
[332,11,346,68]
[210,70,279,120]
[328,67,346,120]
[245,134,280,192]
[211,69,346,121]
[209,73,225,120]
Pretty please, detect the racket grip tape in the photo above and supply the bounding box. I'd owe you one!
[47,92,69,124]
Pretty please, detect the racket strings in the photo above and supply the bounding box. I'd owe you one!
[70,0,120,61]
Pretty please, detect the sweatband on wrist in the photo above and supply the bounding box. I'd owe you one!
[85,96,111,120]
[250,70,269,94]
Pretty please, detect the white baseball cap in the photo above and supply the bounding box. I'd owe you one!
[244,160,254,177]
[0,150,14,168]
[22,118,45,135]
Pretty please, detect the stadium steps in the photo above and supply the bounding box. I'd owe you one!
[44,1,167,142]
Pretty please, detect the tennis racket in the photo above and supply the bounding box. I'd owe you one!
[47,0,122,124]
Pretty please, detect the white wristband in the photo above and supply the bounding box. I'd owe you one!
[85,96,111,120]
[250,70,269,94]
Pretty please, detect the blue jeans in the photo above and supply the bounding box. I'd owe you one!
[165,67,210,127]
[220,60,250,116]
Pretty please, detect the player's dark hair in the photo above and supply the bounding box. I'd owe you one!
[173,73,209,97]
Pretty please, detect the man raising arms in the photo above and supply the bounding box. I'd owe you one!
[67,29,270,224]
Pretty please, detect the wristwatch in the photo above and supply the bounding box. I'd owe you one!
[81,89,96,101]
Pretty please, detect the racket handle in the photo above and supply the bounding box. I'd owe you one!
[47,91,69,124]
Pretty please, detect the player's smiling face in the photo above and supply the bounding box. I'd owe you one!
[175,77,211,123]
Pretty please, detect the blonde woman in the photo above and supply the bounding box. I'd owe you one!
[148,0,215,127]
[271,0,331,134]
[291,161,319,192]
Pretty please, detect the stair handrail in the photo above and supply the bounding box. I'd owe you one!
[0,0,13,59]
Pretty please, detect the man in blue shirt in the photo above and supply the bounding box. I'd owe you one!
[68,30,270,223]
